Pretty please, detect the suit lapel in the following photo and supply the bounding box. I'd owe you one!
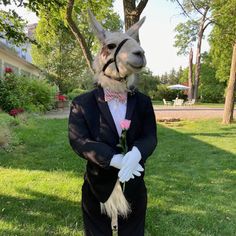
[94,87,119,137]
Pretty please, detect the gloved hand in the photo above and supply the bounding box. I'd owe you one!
[118,146,144,183]
[110,154,124,169]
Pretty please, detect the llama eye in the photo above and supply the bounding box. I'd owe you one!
[107,43,116,50]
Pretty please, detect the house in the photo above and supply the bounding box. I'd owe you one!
[0,23,41,78]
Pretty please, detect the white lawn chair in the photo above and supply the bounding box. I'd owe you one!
[173,99,184,106]
[163,99,172,106]
[184,99,195,106]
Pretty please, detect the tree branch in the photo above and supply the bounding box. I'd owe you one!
[136,0,148,16]
[190,0,203,16]
[175,0,191,19]
[203,20,213,31]
[66,0,94,74]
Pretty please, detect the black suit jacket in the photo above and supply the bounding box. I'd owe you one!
[68,86,157,202]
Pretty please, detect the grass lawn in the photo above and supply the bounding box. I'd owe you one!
[0,116,236,235]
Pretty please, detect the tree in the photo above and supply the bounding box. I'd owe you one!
[31,13,89,94]
[173,0,214,101]
[0,9,28,45]
[0,0,121,73]
[223,43,236,124]
[0,0,63,45]
[122,0,148,41]
[65,0,121,73]
[199,52,225,103]
[209,0,236,124]
[32,1,121,93]
[138,68,160,98]
[188,48,193,99]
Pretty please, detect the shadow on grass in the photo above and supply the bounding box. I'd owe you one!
[0,189,83,235]
[0,118,85,175]
[0,119,236,235]
[145,123,236,235]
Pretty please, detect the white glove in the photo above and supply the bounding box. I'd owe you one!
[110,154,135,179]
[110,154,124,169]
[118,146,144,183]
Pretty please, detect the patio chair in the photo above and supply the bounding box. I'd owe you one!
[184,99,195,106]
[163,99,172,106]
[173,99,184,106]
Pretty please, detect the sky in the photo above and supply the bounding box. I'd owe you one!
[1,0,210,76]
[113,0,210,75]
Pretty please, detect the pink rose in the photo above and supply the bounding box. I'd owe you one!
[120,119,131,130]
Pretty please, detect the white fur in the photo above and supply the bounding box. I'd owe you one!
[100,180,131,230]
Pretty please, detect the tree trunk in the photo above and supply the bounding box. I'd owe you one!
[188,47,193,100]
[193,7,209,101]
[222,43,236,124]
[66,0,94,74]
[123,0,148,42]
[123,0,138,30]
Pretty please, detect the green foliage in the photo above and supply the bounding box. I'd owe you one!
[178,66,190,84]
[70,0,122,53]
[0,73,55,113]
[138,67,186,100]
[174,20,198,55]
[0,9,29,45]
[200,84,225,103]
[158,67,184,85]
[144,67,187,100]
[0,0,64,45]
[67,88,87,100]
[137,68,160,99]
[209,0,236,82]
[156,84,179,101]
[31,1,121,94]
[31,15,88,94]
[199,53,226,103]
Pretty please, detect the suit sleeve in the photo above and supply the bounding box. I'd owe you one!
[68,100,116,169]
[133,97,157,162]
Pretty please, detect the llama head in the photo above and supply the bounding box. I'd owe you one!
[88,10,146,92]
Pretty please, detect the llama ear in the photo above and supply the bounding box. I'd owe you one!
[88,9,106,43]
[126,16,146,39]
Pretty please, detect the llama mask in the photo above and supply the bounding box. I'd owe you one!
[88,10,146,92]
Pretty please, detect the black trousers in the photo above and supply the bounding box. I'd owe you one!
[82,181,147,236]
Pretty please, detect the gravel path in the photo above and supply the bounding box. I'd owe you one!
[44,106,236,120]
[154,106,236,120]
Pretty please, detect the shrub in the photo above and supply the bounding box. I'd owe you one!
[0,71,55,113]
[67,88,87,100]
[9,108,24,117]
[199,84,225,103]
[26,78,54,112]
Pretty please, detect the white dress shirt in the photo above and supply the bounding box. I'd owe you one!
[107,99,127,137]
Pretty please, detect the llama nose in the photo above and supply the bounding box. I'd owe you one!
[133,50,144,57]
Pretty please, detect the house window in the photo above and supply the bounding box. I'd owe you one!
[21,69,31,77]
